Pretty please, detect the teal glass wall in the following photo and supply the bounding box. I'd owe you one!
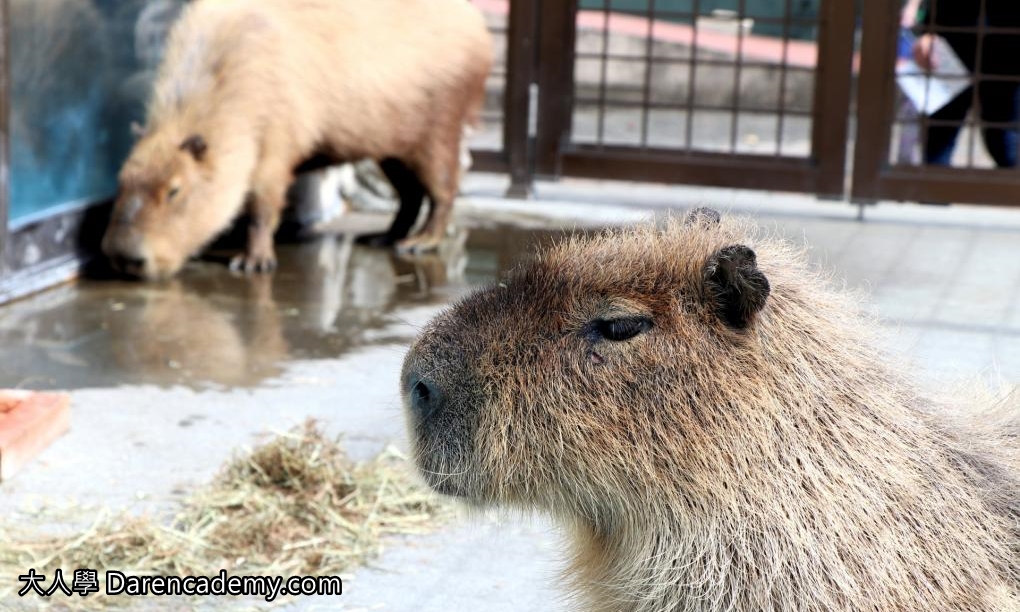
[8,0,183,225]
[579,0,821,40]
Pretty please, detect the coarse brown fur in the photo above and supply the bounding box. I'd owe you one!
[402,213,1020,612]
[102,0,491,279]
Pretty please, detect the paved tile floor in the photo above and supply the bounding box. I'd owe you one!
[1,175,1018,610]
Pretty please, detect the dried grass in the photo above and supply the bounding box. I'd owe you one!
[0,420,451,607]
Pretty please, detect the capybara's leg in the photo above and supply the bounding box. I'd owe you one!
[395,145,459,255]
[230,164,290,274]
[356,158,427,248]
[395,192,451,255]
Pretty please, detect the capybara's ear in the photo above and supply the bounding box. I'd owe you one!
[179,134,208,162]
[684,207,721,226]
[703,245,770,329]
[130,122,146,139]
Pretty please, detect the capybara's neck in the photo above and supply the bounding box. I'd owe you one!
[568,446,1020,612]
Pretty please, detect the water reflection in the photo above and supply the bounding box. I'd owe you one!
[0,225,576,390]
[105,275,287,387]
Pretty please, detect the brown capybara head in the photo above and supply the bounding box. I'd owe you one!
[402,209,780,505]
[403,210,1020,609]
[102,130,221,279]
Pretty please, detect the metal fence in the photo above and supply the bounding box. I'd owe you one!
[474,0,1020,204]
[853,0,1020,206]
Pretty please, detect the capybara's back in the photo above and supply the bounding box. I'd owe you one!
[402,211,1020,611]
[104,0,491,279]
[151,0,489,160]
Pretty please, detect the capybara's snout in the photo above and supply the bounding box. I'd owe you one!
[401,330,484,498]
[101,225,150,279]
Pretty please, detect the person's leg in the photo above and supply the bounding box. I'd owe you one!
[978,80,1020,168]
[924,87,972,165]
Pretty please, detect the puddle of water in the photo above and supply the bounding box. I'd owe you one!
[0,225,582,391]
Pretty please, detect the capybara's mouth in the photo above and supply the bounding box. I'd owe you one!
[421,470,472,498]
[109,255,147,280]
[412,448,474,498]
[403,369,473,497]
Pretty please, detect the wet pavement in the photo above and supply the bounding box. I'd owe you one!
[0,225,565,392]
[1,176,1020,611]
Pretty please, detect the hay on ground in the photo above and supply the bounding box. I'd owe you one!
[0,420,451,605]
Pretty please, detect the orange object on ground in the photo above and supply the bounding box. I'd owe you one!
[0,391,70,481]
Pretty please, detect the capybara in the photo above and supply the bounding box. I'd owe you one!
[402,210,1020,612]
[103,0,492,279]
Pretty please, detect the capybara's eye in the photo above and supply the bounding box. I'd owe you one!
[593,316,653,342]
[167,186,180,201]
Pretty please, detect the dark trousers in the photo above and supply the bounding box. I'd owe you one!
[924,82,1020,167]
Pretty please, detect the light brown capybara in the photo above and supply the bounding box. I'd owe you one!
[102,0,492,279]
[402,210,1020,612]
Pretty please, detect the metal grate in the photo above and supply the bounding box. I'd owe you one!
[569,0,820,158]
[853,0,1020,207]
[889,0,1020,170]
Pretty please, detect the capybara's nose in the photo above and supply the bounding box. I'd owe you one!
[109,253,147,278]
[103,230,148,277]
[406,372,443,422]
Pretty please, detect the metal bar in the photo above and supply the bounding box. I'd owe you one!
[596,1,610,146]
[576,9,819,26]
[807,0,855,195]
[857,169,1020,206]
[904,24,1020,35]
[0,200,112,304]
[639,0,657,148]
[470,149,510,174]
[729,0,748,154]
[503,0,539,196]
[573,53,817,72]
[573,98,815,116]
[918,118,1020,130]
[774,0,792,157]
[534,0,579,177]
[916,0,935,167]
[965,0,988,169]
[851,0,901,201]
[560,147,822,192]
[683,0,701,151]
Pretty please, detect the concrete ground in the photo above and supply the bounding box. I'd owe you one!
[2,174,1020,610]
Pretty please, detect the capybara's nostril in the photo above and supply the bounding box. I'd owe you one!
[408,375,442,422]
[111,254,147,277]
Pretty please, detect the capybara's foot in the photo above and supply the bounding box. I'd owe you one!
[355,232,400,248]
[229,251,278,274]
[395,234,442,255]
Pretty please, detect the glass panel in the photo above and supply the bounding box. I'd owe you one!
[9,0,184,225]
